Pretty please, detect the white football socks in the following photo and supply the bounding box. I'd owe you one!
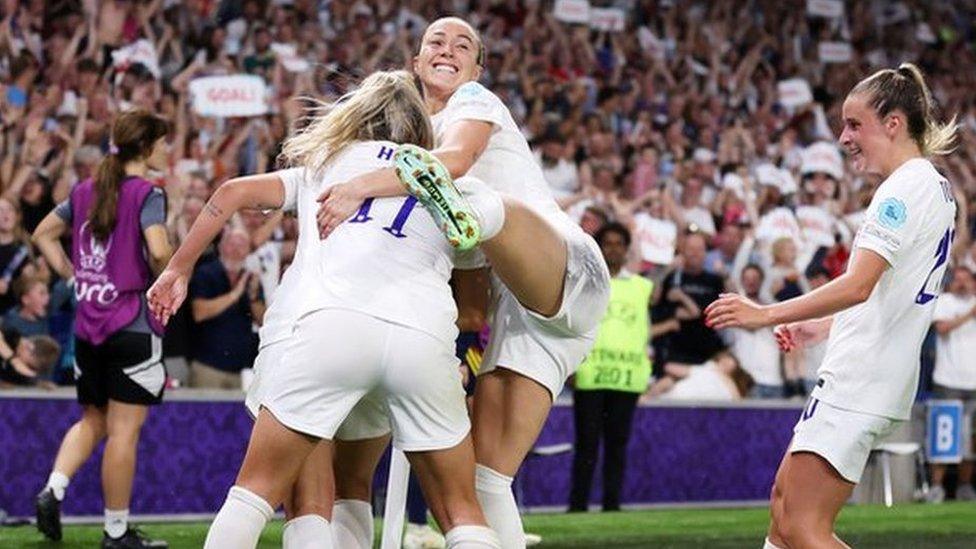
[331,499,373,549]
[282,514,332,549]
[474,464,524,549]
[104,508,128,539]
[46,471,70,501]
[204,486,274,549]
[763,537,785,549]
[444,525,501,548]
[456,176,505,242]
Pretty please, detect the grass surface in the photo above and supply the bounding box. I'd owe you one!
[1,503,975,548]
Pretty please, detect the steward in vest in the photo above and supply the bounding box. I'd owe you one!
[569,222,679,512]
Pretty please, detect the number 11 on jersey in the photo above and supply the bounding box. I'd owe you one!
[348,197,419,239]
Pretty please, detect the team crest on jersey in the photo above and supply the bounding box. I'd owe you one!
[877,197,907,230]
[455,82,483,98]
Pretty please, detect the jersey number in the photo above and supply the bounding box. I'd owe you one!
[915,227,954,305]
[348,197,418,238]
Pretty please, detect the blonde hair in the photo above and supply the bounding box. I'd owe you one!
[850,63,958,156]
[280,70,433,177]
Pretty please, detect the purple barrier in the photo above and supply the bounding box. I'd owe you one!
[0,391,800,518]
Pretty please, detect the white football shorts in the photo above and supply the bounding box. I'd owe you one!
[262,308,469,452]
[790,396,898,483]
[480,226,611,399]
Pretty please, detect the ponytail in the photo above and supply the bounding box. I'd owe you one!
[850,63,958,157]
[895,63,958,157]
[89,153,126,241]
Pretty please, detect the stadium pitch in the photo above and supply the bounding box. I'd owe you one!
[1,503,975,548]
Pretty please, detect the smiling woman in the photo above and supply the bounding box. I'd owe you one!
[313,16,613,549]
[704,63,958,549]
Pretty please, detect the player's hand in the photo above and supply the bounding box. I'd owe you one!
[704,293,771,330]
[147,268,190,326]
[774,324,797,352]
[774,321,826,352]
[316,180,366,240]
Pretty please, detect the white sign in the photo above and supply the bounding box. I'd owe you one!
[806,0,844,18]
[589,7,626,32]
[270,42,311,73]
[111,39,161,78]
[553,0,590,24]
[634,213,677,266]
[777,78,814,109]
[189,75,268,118]
[818,41,852,63]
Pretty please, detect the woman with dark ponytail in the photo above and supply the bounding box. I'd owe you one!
[31,110,173,548]
[705,63,958,548]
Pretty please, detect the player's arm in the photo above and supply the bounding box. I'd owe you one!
[434,119,494,177]
[317,119,494,205]
[149,172,292,324]
[775,317,834,352]
[315,106,498,238]
[706,249,887,330]
[167,173,288,274]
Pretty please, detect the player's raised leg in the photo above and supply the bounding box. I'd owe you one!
[394,145,569,317]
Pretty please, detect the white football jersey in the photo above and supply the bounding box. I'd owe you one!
[813,158,956,420]
[431,82,576,233]
[259,142,459,347]
[256,166,307,347]
[293,141,459,345]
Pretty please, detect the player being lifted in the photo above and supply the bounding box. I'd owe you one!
[316,18,611,548]
[705,64,958,549]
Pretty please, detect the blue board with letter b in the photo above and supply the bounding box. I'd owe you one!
[926,400,963,464]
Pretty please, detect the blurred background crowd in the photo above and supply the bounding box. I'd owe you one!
[0,0,975,405]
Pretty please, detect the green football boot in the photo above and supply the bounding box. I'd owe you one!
[393,144,481,251]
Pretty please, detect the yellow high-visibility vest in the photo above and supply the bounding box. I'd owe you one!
[575,274,653,393]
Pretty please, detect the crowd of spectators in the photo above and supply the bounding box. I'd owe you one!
[1,0,975,399]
